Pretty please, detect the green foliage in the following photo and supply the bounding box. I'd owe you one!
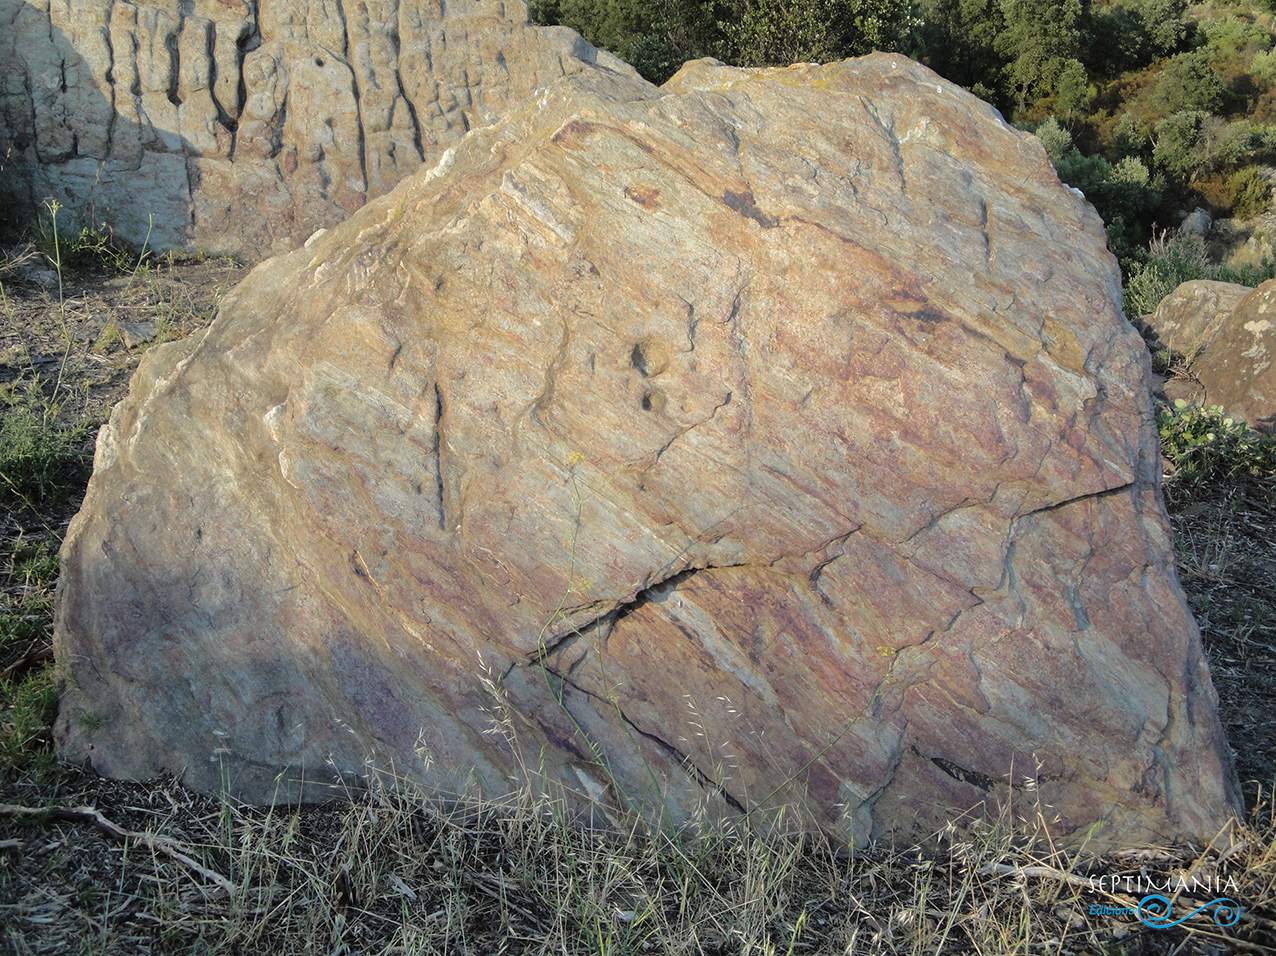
[1035,115,1074,160]
[1151,110,1274,184]
[0,380,92,511]
[622,31,684,83]
[537,0,645,54]
[1197,13,1272,55]
[1080,0,1181,77]
[719,0,911,67]
[1130,0,1189,58]
[995,0,1082,114]
[33,214,136,275]
[0,664,59,775]
[1213,118,1267,166]
[1037,118,1162,258]
[1110,111,1148,158]
[1226,165,1273,218]
[1053,58,1093,118]
[0,533,61,780]
[1158,399,1276,485]
[1251,46,1276,80]
[1153,109,1222,180]
[1153,49,1229,115]
[1123,229,1276,315]
[1123,229,1212,316]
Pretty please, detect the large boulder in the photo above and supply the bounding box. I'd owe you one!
[54,56,1241,849]
[0,0,635,256]
[1148,279,1276,432]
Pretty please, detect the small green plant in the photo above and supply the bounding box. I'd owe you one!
[1157,399,1276,486]
[0,378,92,510]
[0,665,60,774]
[33,202,139,276]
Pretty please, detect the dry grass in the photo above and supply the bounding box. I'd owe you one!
[1,767,1275,954]
[2,251,1275,954]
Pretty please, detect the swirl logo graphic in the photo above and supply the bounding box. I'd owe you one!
[1137,895,1241,929]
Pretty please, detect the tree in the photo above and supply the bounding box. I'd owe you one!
[994,0,1082,115]
[911,0,1006,106]
[1152,50,1228,116]
[1129,0,1188,58]
[718,0,912,67]
[1054,59,1092,121]
[1153,110,1224,181]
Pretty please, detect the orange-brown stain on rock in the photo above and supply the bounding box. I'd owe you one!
[624,184,661,209]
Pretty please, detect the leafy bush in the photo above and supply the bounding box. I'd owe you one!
[1197,14,1273,55]
[1154,110,1223,180]
[1158,399,1276,486]
[1152,49,1229,115]
[34,213,137,275]
[623,32,684,84]
[1124,234,1205,316]
[1229,165,1274,218]
[1251,47,1276,80]
[1124,229,1276,316]
[1036,118,1162,260]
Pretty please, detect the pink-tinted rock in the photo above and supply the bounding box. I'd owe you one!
[1184,280,1276,432]
[54,56,1241,849]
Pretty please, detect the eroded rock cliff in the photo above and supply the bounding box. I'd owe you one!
[0,0,637,255]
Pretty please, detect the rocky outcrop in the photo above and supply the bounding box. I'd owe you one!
[54,55,1241,849]
[1148,279,1276,432]
[0,0,636,256]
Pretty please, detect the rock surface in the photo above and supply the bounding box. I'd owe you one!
[0,0,635,257]
[55,55,1240,848]
[1148,279,1276,431]
[1143,279,1250,357]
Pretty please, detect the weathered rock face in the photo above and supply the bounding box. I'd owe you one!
[1143,280,1250,356]
[1149,279,1276,431]
[0,0,634,256]
[54,55,1241,848]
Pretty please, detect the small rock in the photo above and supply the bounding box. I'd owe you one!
[118,321,158,348]
[1181,207,1213,238]
[74,315,107,343]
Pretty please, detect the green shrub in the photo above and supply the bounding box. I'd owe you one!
[1152,49,1229,115]
[1228,165,1273,218]
[1252,47,1276,80]
[1158,399,1276,486]
[623,32,684,84]
[1122,229,1276,316]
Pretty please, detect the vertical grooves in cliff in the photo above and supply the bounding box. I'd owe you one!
[331,0,368,200]
[390,1,425,164]
[103,0,117,151]
[432,382,446,531]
